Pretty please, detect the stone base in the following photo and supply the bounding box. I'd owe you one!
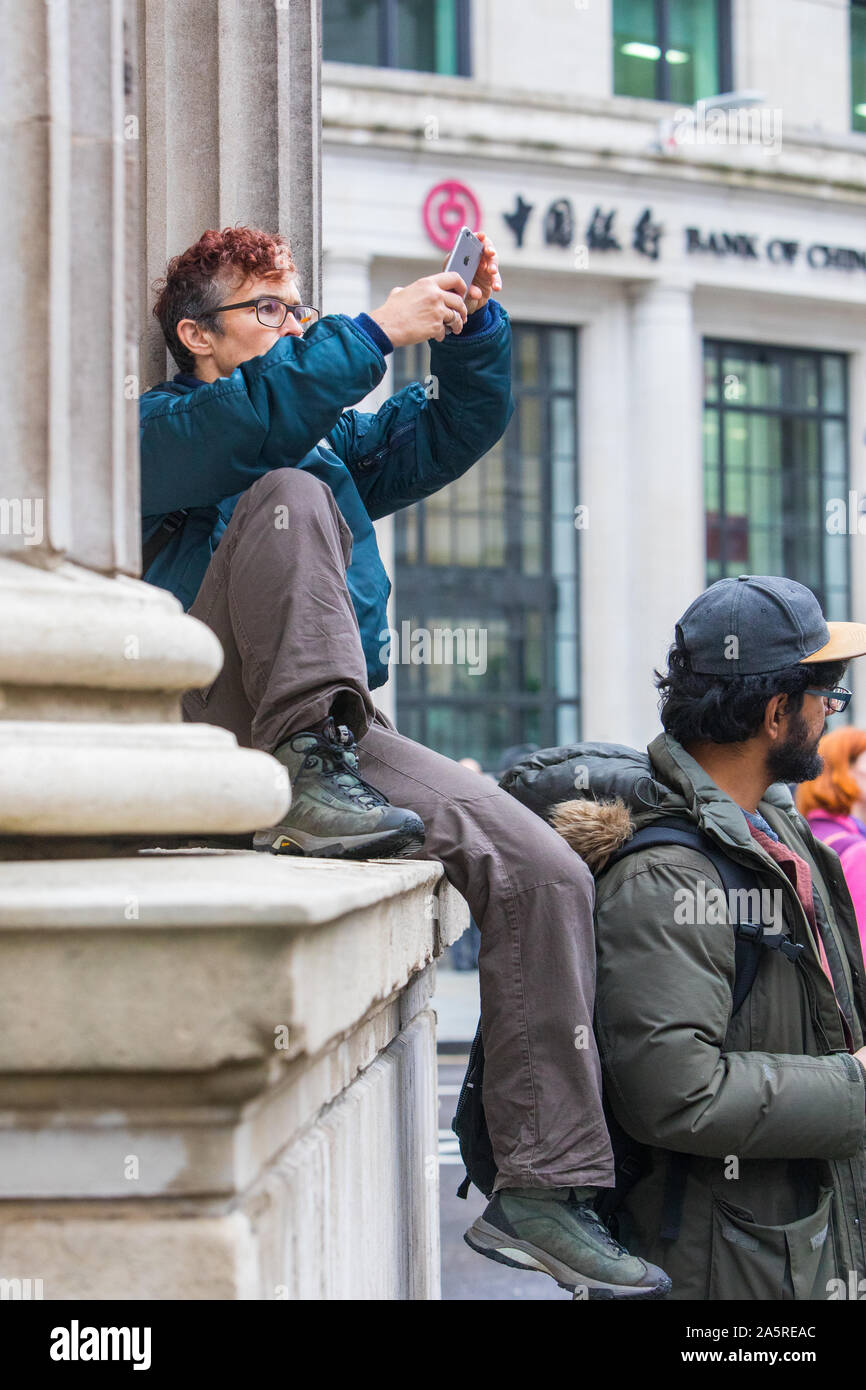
[0,1010,438,1301]
[0,852,468,1299]
[0,559,289,838]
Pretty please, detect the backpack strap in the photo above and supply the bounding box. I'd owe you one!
[659,1151,692,1242]
[142,509,189,573]
[603,816,804,1243]
[452,1017,496,1201]
[604,817,804,1013]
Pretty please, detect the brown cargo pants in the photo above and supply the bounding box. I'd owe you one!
[182,467,614,1190]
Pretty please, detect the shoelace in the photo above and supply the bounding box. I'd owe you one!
[298,719,389,811]
[571,1196,629,1256]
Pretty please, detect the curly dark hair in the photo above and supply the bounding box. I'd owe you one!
[655,635,847,746]
[152,225,295,374]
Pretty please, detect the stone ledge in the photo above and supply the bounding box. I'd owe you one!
[0,850,444,928]
[0,852,467,1074]
[0,853,466,1228]
[323,64,866,198]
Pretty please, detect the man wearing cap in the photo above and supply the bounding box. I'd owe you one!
[509,575,866,1299]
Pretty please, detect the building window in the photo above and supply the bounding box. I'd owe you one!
[703,341,849,621]
[613,0,732,103]
[392,325,580,772]
[323,0,471,76]
[852,2,866,131]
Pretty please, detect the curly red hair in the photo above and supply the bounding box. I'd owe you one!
[152,225,296,373]
[795,725,866,818]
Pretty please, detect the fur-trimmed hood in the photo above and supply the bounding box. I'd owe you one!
[549,797,635,874]
[501,733,803,877]
[500,738,684,876]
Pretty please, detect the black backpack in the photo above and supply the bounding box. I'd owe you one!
[451,816,804,1240]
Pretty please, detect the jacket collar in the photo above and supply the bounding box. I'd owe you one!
[146,372,200,398]
[173,372,203,391]
[646,731,799,851]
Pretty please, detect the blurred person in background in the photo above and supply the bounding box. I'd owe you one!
[797,727,866,951]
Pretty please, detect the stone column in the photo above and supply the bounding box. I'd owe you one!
[0,0,286,849]
[141,0,322,384]
[626,281,704,741]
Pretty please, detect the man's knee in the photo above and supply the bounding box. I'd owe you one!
[231,466,352,569]
[246,466,332,514]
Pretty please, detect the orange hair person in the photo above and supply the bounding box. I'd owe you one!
[796,726,866,950]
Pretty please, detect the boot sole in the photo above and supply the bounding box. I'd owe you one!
[253,824,425,861]
[464,1218,671,1300]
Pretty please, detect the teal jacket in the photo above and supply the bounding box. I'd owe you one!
[139,302,514,688]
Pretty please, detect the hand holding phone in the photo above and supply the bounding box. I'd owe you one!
[367,227,495,346]
[442,227,484,333]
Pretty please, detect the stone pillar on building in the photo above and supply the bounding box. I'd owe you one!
[0,0,286,850]
[577,294,634,744]
[626,281,704,742]
[141,0,322,384]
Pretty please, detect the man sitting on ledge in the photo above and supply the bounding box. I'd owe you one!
[138,224,670,1299]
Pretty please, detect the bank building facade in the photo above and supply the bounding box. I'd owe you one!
[322,0,866,760]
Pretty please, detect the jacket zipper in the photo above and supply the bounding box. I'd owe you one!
[797,961,834,1054]
[357,421,415,472]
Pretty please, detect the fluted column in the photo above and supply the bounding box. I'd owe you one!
[0,0,287,849]
[141,0,322,384]
[1,0,137,572]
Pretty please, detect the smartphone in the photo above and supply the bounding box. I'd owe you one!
[443,226,484,332]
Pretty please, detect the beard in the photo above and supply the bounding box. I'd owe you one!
[767,709,824,785]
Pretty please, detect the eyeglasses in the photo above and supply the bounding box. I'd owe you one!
[215,296,320,329]
[805,685,852,713]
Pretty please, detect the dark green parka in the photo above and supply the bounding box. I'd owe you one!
[504,732,866,1301]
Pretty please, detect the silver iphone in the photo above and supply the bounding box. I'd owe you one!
[443,226,484,332]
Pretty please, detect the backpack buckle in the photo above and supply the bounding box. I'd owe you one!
[618,1154,643,1180]
[736,921,763,944]
[779,938,805,962]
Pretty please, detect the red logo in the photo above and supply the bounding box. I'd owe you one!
[423,181,482,251]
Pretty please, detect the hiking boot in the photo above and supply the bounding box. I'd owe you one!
[464,1187,671,1299]
[253,717,425,860]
